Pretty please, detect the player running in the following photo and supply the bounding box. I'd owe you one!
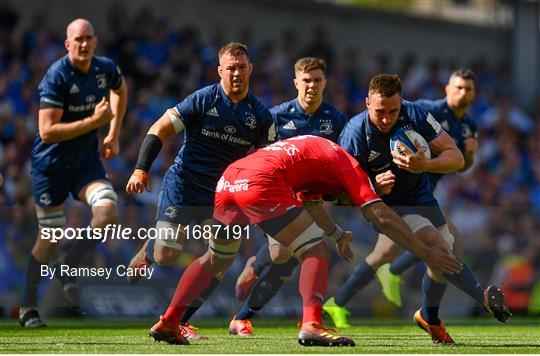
[323,74,511,343]
[147,135,462,347]
[20,18,127,327]
[125,42,276,339]
[377,68,479,307]
[229,57,348,336]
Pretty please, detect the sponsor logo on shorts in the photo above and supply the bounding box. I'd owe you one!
[165,206,178,218]
[216,178,249,193]
[216,177,226,192]
[40,193,52,206]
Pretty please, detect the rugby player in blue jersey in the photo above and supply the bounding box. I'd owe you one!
[376,69,479,307]
[324,74,510,343]
[229,57,349,336]
[20,18,127,328]
[125,42,276,340]
[323,70,482,316]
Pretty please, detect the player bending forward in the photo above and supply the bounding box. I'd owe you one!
[147,135,461,347]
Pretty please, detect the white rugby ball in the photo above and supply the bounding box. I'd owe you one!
[390,129,431,173]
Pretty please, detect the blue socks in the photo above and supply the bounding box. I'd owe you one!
[421,260,485,325]
[389,251,420,275]
[64,226,102,268]
[334,261,375,307]
[251,243,272,276]
[237,299,256,320]
[443,261,484,304]
[21,254,44,307]
[237,258,299,320]
[420,273,447,325]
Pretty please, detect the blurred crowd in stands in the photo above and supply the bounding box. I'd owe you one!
[0,2,538,316]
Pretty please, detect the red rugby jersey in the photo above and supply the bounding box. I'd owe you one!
[231,135,380,207]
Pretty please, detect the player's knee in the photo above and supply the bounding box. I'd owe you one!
[208,237,241,260]
[427,268,447,284]
[200,248,235,275]
[154,221,184,253]
[36,209,66,230]
[288,223,325,260]
[269,244,292,264]
[153,246,181,266]
[86,183,118,209]
[438,225,455,251]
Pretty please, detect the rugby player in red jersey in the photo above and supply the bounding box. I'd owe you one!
[148,135,461,347]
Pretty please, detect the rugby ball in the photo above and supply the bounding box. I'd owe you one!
[390,129,431,173]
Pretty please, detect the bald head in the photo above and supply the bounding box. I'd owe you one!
[66,18,94,39]
[65,18,97,72]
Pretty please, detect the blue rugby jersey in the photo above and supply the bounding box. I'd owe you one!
[272,99,347,142]
[338,100,443,206]
[173,83,276,190]
[416,98,478,188]
[32,55,123,171]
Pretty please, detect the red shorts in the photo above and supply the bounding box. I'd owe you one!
[213,167,302,225]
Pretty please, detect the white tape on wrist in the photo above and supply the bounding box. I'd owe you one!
[327,224,344,242]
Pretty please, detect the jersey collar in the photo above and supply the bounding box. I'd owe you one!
[65,55,95,76]
[218,83,251,105]
[293,98,324,117]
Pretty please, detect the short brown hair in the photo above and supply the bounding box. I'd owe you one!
[294,57,326,75]
[218,42,250,60]
[449,68,475,82]
[368,73,402,97]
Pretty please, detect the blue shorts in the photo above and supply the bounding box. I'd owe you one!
[31,157,107,207]
[156,166,215,225]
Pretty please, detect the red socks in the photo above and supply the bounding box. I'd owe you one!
[163,259,214,324]
[162,254,329,325]
[299,255,329,324]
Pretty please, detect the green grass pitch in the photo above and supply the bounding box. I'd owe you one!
[1,318,539,353]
